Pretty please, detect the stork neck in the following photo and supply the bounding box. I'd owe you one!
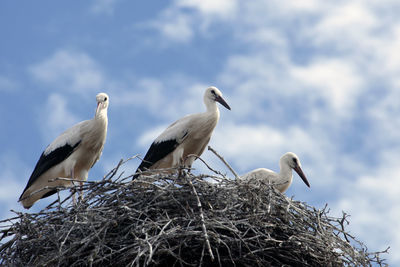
[204,103,220,124]
[204,99,219,114]
[279,163,293,180]
[95,108,108,120]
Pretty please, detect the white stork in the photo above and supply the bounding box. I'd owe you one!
[135,86,230,176]
[19,93,109,209]
[240,152,310,193]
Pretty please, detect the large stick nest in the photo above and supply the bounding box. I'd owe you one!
[0,155,388,266]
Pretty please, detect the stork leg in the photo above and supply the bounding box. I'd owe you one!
[57,189,61,211]
[79,182,84,201]
[183,154,196,174]
[178,156,187,178]
[70,169,77,205]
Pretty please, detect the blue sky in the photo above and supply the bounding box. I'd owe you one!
[1,0,399,264]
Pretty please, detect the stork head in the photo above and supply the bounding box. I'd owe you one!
[281,152,310,188]
[96,92,109,115]
[204,86,231,110]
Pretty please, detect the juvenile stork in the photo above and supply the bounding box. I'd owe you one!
[19,93,109,209]
[135,86,230,176]
[240,152,310,193]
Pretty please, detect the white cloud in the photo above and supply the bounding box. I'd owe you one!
[334,157,400,262]
[367,88,400,145]
[211,122,335,180]
[38,93,80,142]
[218,52,364,126]
[176,0,238,18]
[279,0,321,12]
[30,50,104,93]
[289,58,364,114]
[0,179,25,203]
[0,153,31,223]
[144,0,238,43]
[218,54,292,122]
[241,28,288,49]
[112,78,165,112]
[136,124,167,148]
[145,0,325,43]
[175,83,210,115]
[303,2,400,87]
[111,77,211,121]
[372,26,400,83]
[314,3,378,37]
[147,9,194,43]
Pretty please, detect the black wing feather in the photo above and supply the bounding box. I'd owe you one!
[19,141,81,200]
[41,189,58,199]
[135,139,179,175]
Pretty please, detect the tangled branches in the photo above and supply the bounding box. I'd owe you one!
[0,157,388,266]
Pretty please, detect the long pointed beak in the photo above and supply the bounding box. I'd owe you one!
[215,95,231,110]
[294,165,310,188]
[96,102,101,115]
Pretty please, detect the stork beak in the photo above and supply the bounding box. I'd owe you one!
[215,95,231,110]
[96,102,101,114]
[293,165,310,188]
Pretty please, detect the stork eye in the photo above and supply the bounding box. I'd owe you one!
[293,158,298,164]
[211,89,216,95]
[104,97,108,101]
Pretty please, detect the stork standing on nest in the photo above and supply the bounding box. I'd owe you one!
[240,152,310,193]
[19,93,109,209]
[135,86,230,177]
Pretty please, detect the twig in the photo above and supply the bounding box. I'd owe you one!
[208,146,240,180]
[187,177,215,262]
[339,211,351,243]
[145,233,153,265]
[0,235,17,252]
[185,154,226,177]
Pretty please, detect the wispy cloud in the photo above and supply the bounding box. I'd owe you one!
[38,93,81,143]
[334,154,400,261]
[175,0,238,18]
[143,0,238,43]
[289,58,363,115]
[211,122,336,187]
[368,88,400,145]
[111,78,167,113]
[0,153,31,222]
[146,10,194,43]
[29,50,105,94]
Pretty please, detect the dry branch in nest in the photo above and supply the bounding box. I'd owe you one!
[0,154,388,267]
